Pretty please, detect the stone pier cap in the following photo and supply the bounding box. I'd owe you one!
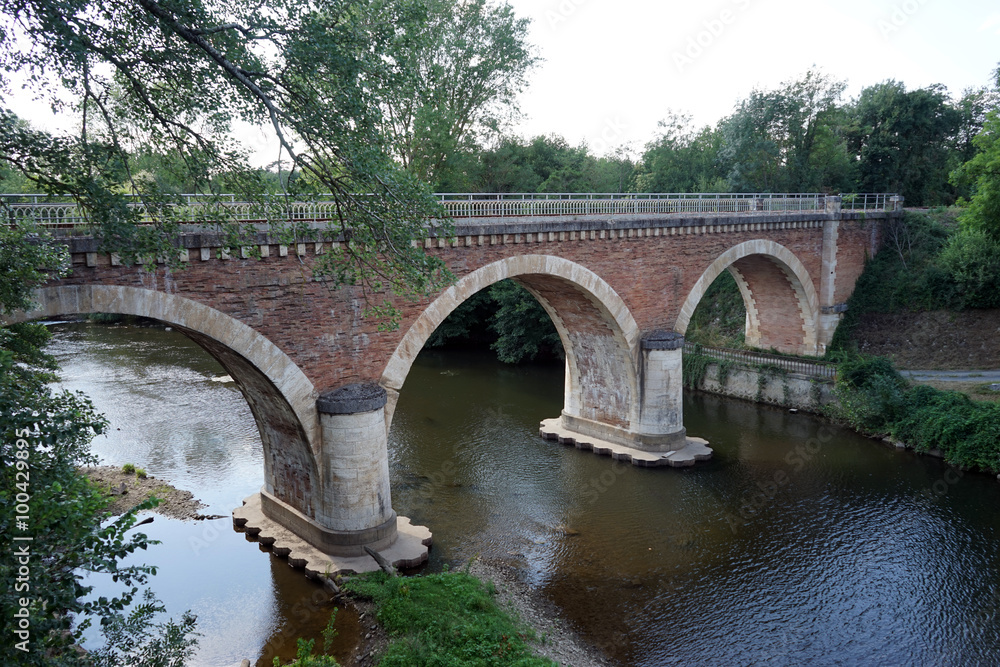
[642,330,685,350]
[317,383,387,414]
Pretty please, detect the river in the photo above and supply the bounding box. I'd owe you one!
[47,320,1000,666]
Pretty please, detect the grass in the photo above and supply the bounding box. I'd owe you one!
[907,379,1000,405]
[344,570,555,667]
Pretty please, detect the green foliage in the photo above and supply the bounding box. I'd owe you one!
[682,349,711,389]
[487,281,562,364]
[717,360,735,389]
[378,0,538,186]
[952,78,1000,240]
[2,0,463,324]
[0,214,196,664]
[848,80,963,205]
[272,610,340,667]
[0,220,70,317]
[441,134,636,194]
[829,355,909,432]
[425,280,563,364]
[937,229,1000,308]
[719,69,855,193]
[684,270,746,348]
[425,290,495,349]
[828,210,959,353]
[829,355,1000,473]
[122,463,136,475]
[135,468,148,479]
[344,571,554,666]
[633,112,724,194]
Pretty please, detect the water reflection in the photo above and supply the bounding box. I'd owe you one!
[48,321,356,666]
[390,351,1000,666]
[50,322,1000,666]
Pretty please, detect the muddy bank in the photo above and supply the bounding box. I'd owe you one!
[79,465,221,521]
[851,309,1000,369]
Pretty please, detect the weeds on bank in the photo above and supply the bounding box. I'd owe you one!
[274,610,340,666]
[344,570,555,667]
[828,354,1000,473]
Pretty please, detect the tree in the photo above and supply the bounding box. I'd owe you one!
[951,64,1000,239]
[487,280,563,363]
[0,221,197,664]
[634,112,725,193]
[847,81,962,205]
[1,0,462,322]
[718,70,853,193]
[375,0,538,188]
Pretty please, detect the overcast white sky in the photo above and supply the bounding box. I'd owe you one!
[503,0,999,155]
[5,0,998,165]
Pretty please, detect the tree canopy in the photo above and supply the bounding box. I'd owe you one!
[0,0,503,319]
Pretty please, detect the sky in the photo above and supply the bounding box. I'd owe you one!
[4,0,998,165]
[501,0,999,156]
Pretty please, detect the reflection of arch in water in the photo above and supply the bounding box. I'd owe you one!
[382,255,641,432]
[10,285,321,520]
[675,240,820,356]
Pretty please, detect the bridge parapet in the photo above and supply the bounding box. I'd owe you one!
[2,192,901,228]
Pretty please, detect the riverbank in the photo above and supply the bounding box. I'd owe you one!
[82,464,610,666]
[467,557,613,667]
[79,465,220,520]
[341,556,612,667]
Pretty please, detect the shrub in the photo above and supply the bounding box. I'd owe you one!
[122,463,136,475]
[831,354,1000,473]
[937,229,1000,309]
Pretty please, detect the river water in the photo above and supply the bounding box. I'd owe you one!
[47,320,1000,666]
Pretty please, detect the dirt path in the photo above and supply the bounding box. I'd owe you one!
[901,369,1000,382]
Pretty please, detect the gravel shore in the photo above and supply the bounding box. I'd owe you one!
[79,465,221,520]
[468,557,614,667]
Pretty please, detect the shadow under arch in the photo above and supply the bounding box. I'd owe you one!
[8,284,322,519]
[674,240,820,356]
[381,255,642,432]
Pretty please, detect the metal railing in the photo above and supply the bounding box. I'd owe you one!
[840,193,901,211]
[436,192,831,217]
[683,342,837,380]
[0,194,343,227]
[1,192,899,228]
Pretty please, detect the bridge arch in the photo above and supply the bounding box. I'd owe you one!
[9,284,322,519]
[675,240,820,356]
[381,255,641,431]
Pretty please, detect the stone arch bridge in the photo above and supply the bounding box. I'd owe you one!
[7,192,898,573]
